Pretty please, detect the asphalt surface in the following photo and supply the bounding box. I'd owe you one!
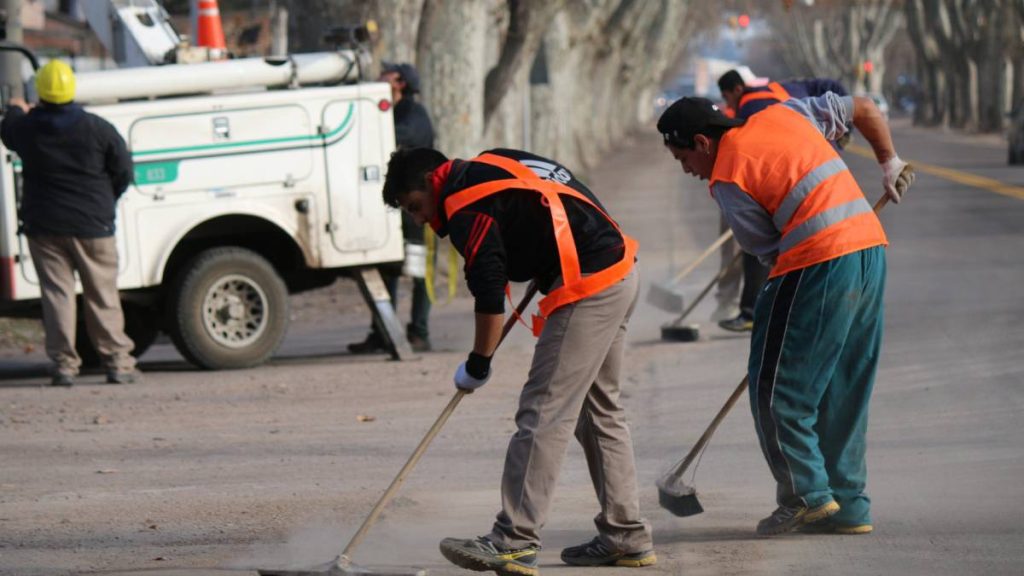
[1,119,1022,576]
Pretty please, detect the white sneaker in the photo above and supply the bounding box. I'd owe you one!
[711,301,740,322]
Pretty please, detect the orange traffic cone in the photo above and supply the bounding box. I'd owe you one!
[195,0,226,50]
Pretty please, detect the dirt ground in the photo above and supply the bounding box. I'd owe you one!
[2,123,1023,576]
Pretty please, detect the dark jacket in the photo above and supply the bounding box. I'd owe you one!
[736,78,849,119]
[737,79,850,152]
[432,149,625,314]
[394,98,435,244]
[1,102,133,237]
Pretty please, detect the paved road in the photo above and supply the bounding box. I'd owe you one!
[1,120,1022,576]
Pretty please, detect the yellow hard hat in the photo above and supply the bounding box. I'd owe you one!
[35,60,76,104]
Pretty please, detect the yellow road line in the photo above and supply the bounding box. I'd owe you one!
[847,143,1024,201]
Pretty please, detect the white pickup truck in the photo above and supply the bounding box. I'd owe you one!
[0,49,403,369]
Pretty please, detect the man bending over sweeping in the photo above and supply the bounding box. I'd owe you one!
[382,147,655,575]
[656,94,913,536]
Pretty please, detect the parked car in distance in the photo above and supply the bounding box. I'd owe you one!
[1008,102,1024,165]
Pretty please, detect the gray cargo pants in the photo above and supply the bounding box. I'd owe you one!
[28,235,136,376]
[488,268,652,552]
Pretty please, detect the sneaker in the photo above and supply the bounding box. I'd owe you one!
[439,536,539,576]
[107,370,140,384]
[407,333,432,352]
[756,500,840,536]
[347,332,387,354]
[711,301,741,322]
[50,373,75,387]
[718,312,754,332]
[560,536,656,568]
[798,519,873,535]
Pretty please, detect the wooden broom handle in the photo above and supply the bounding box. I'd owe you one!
[340,282,539,559]
[668,188,894,481]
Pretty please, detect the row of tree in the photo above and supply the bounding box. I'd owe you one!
[277,0,721,172]
[763,0,1022,133]
[904,0,1022,132]
[233,0,1016,158]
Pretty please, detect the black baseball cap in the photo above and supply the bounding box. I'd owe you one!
[381,62,421,94]
[657,97,744,148]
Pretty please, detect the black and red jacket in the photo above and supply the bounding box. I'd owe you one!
[429,148,625,314]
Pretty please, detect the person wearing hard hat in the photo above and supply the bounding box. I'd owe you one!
[1,60,138,387]
[656,93,913,536]
[382,146,654,575]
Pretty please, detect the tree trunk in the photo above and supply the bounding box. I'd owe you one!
[416,0,488,158]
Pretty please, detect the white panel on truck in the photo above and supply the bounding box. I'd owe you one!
[323,98,390,253]
[128,104,315,196]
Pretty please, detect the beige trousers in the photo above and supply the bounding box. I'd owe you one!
[488,269,652,552]
[28,235,135,376]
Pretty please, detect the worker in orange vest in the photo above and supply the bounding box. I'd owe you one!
[717,70,848,125]
[711,70,853,333]
[657,93,913,536]
[382,147,654,575]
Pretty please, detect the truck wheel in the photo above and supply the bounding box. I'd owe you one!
[76,303,160,368]
[168,247,288,370]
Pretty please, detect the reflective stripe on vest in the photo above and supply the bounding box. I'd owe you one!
[443,153,638,334]
[779,197,873,254]
[711,104,886,277]
[738,81,791,107]
[772,157,849,230]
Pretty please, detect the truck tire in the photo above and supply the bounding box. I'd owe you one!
[76,303,160,368]
[167,247,289,370]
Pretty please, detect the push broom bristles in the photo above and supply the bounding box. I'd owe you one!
[656,473,704,517]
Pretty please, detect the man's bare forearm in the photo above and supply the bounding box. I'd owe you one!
[852,95,896,163]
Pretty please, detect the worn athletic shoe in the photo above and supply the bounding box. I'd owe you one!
[718,312,754,332]
[107,370,140,384]
[757,500,840,536]
[407,333,432,353]
[347,332,387,354]
[798,519,873,535]
[51,372,75,387]
[439,536,539,576]
[560,536,656,568]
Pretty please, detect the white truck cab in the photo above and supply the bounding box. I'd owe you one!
[0,49,403,369]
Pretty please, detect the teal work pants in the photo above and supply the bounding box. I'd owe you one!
[748,246,885,526]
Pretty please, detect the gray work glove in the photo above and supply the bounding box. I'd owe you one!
[454,352,492,391]
[881,155,915,204]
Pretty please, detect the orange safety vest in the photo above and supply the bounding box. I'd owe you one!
[711,104,886,278]
[738,81,791,108]
[442,153,639,335]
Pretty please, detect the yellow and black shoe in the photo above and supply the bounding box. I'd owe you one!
[560,537,656,568]
[440,536,539,576]
[756,500,840,536]
[798,519,873,535]
[718,312,754,332]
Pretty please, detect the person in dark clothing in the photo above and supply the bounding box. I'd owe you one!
[383,147,654,575]
[718,69,850,123]
[713,69,851,332]
[1,60,138,386]
[348,62,437,354]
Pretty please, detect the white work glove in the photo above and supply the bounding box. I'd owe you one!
[881,155,915,204]
[454,352,492,391]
